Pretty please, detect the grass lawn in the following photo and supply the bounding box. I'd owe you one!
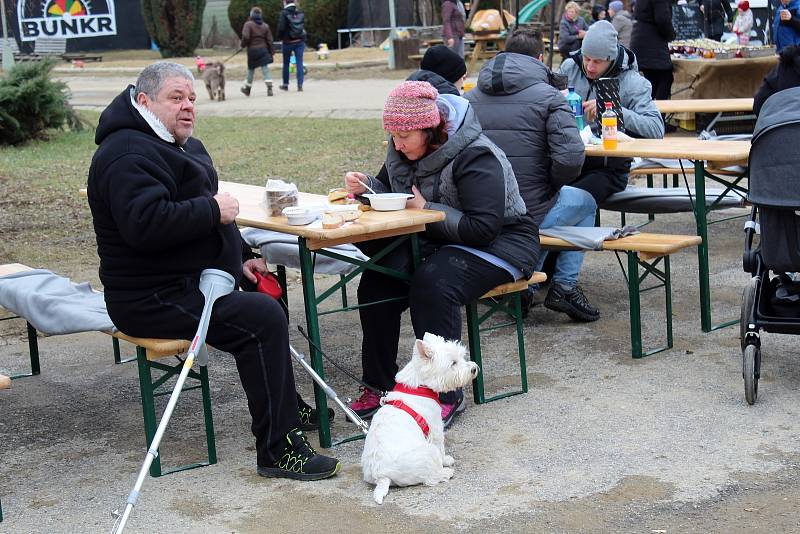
[0,113,385,284]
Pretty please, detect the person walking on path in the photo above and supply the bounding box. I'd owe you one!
[631,0,676,101]
[277,0,306,91]
[442,0,467,58]
[240,7,276,97]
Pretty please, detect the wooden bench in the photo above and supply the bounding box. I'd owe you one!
[540,232,702,358]
[0,263,215,478]
[467,272,547,404]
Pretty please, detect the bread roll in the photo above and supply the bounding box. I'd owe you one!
[328,188,348,203]
[322,213,344,229]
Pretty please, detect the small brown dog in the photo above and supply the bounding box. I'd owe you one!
[202,62,226,101]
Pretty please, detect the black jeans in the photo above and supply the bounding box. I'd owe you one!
[571,156,632,204]
[355,242,513,394]
[641,68,674,101]
[106,277,299,467]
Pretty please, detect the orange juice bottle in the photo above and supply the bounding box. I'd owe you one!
[601,102,618,150]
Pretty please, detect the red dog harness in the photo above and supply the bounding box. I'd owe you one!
[384,383,440,439]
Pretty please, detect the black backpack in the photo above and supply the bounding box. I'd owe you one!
[286,9,306,40]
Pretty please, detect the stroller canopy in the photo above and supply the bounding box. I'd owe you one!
[749,86,800,208]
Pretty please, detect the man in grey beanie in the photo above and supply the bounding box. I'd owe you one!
[559,20,663,204]
[552,20,663,319]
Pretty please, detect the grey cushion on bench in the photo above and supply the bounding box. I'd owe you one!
[540,225,640,250]
[0,270,114,334]
[241,227,370,275]
[600,186,744,214]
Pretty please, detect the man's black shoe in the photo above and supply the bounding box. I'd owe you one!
[297,393,334,431]
[544,283,600,322]
[257,428,341,481]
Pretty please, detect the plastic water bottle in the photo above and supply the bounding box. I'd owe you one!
[566,86,585,130]
[290,53,297,74]
[602,102,618,150]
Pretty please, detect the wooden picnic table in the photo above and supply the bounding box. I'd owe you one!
[654,98,754,114]
[219,181,444,447]
[467,34,506,75]
[585,138,751,332]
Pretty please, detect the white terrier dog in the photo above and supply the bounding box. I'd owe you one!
[361,332,479,504]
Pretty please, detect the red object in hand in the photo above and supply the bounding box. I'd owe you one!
[254,271,283,300]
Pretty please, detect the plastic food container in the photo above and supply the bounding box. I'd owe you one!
[282,206,320,225]
[363,193,414,211]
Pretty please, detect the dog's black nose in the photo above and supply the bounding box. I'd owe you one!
[470,366,478,377]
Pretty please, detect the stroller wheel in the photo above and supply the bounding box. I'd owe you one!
[740,277,758,351]
[743,344,760,405]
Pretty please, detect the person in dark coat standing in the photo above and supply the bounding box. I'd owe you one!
[240,7,276,97]
[754,45,800,116]
[702,0,734,41]
[87,62,341,481]
[277,0,306,91]
[442,0,467,58]
[631,0,676,101]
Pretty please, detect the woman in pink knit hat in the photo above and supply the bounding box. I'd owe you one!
[344,81,538,428]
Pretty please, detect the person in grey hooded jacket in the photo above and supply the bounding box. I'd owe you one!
[343,81,538,426]
[560,20,664,203]
[467,28,599,322]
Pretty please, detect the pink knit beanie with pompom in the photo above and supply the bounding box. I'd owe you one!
[382,81,441,132]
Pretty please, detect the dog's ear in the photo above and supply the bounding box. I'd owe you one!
[414,339,433,360]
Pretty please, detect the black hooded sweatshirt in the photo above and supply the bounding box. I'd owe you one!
[87,85,244,296]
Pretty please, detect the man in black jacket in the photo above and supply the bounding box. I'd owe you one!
[466,28,599,321]
[87,62,339,481]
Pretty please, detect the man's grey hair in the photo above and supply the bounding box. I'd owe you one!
[134,62,194,99]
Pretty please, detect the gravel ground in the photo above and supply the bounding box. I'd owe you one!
[2,74,799,533]
[3,207,800,533]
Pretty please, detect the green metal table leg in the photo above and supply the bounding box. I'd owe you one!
[135,347,162,477]
[465,302,485,404]
[410,234,421,269]
[664,256,673,349]
[513,293,528,394]
[627,252,643,359]
[0,497,3,522]
[199,364,217,465]
[26,322,40,376]
[277,265,289,320]
[339,275,348,308]
[694,159,712,332]
[298,237,331,448]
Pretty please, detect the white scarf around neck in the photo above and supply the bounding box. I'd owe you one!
[130,87,176,144]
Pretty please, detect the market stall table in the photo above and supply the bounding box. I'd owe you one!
[671,56,777,100]
[219,181,445,447]
[585,138,751,332]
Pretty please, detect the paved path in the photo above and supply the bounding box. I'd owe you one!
[62,76,401,119]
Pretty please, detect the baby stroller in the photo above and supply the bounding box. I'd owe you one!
[740,86,800,404]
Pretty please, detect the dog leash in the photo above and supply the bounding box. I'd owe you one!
[296,325,385,396]
[221,47,243,64]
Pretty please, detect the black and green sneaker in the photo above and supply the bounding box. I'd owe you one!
[297,393,335,431]
[257,428,341,481]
